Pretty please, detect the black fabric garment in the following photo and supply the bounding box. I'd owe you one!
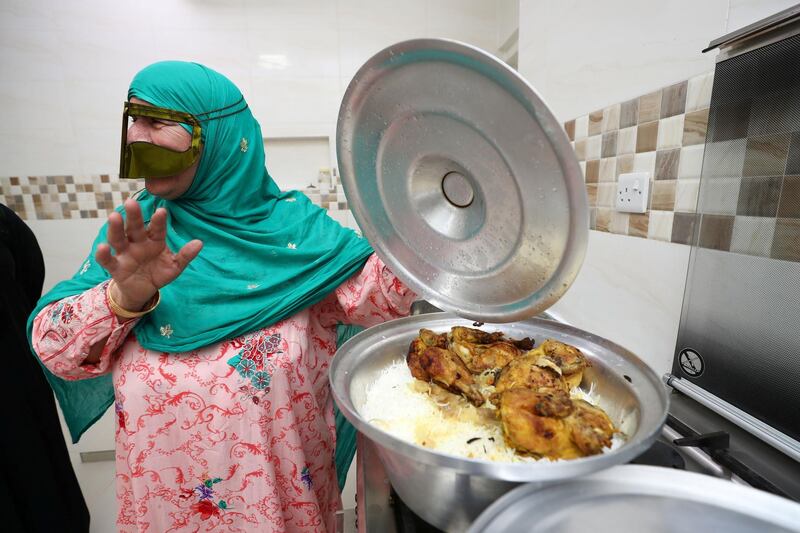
[0,204,90,533]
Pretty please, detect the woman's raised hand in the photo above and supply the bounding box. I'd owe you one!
[95,199,203,311]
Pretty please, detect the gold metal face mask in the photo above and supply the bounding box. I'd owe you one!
[119,102,202,179]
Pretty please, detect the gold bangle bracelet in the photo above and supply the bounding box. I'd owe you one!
[106,281,160,319]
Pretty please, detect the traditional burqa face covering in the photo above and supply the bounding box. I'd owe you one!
[28,61,373,442]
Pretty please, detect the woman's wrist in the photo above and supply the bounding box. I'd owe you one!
[107,280,160,320]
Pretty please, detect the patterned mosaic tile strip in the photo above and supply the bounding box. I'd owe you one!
[0,173,352,221]
[563,69,800,264]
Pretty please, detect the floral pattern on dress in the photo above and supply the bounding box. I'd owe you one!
[31,254,415,533]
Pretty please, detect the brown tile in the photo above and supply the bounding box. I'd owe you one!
[683,108,709,146]
[651,180,676,210]
[743,133,791,177]
[620,98,638,129]
[596,208,611,231]
[736,176,782,217]
[574,139,586,161]
[660,81,687,118]
[671,212,697,244]
[698,214,734,250]
[616,154,634,178]
[589,208,597,230]
[65,175,74,184]
[628,213,649,238]
[586,184,598,206]
[778,175,800,218]
[100,174,109,183]
[771,218,800,261]
[638,90,662,123]
[564,120,576,141]
[585,159,599,183]
[636,121,658,153]
[655,149,680,180]
[602,131,618,158]
[10,176,19,185]
[589,110,603,136]
[709,99,751,142]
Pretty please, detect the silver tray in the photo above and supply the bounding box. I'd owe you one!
[468,464,800,532]
[336,39,588,323]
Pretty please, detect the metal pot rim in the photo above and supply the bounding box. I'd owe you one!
[330,313,669,482]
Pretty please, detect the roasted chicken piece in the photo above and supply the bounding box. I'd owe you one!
[493,353,569,397]
[450,340,521,374]
[407,345,485,406]
[449,326,507,345]
[566,399,616,456]
[531,339,591,389]
[419,328,448,349]
[498,388,574,456]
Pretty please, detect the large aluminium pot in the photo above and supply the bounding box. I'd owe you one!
[329,313,669,532]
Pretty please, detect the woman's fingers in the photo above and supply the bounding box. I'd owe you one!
[147,208,168,242]
[124,199,147,242]
[173,239,203,272]
[95,243,119,275]
[106,211,128,253]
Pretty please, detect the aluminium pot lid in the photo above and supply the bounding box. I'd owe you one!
[468,465,800,533]
[336,39,588,323]
[467,465,800,533]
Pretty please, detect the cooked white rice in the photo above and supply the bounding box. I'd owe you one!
[359,360,625,463]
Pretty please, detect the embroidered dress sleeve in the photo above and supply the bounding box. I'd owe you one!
[31,281,139,380]
[327,253,417,329]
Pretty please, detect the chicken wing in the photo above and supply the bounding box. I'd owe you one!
[406,345,485,407]
[566,399,616,456]
[498,388,574,456]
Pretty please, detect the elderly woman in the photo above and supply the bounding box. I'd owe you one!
[28,61,414,532]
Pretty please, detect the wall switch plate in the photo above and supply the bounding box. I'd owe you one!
[616,172,650,213]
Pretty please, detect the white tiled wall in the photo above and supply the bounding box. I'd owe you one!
[0,0,517,178]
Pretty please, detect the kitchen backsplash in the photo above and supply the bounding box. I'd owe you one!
[565,70,800,264]
[0,173,353,225]
[564,70,714,244]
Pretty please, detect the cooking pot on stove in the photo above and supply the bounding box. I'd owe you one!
[331,39,669,532]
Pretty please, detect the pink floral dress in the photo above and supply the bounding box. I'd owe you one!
[32,254,414,532]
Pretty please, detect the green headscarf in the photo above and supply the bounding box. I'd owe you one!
[27,61,373,443]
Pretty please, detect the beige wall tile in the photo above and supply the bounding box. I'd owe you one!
[648,210,674,241]
[609,211,629,234]
[617,126,637,155]
[599,157,617,182]
[636,120,658,152]
[633,151,657,176]
[638,90,662,123]
[628,213,649,238]
[731,216,776,257]
[589,109,603,136]
[675,179,700,212]
[586,134,602,160]
[616,154,634,178]
[651,180,677,210]
[657,114,685,150]
[574,115,589,140]
[683,108,709,146]
[597,182,616,207]
[596,208,612,231]
[574,139,586,161]
[585,159,599,183]
[602,103,621,133]
[686,72,714,112]
[678,144,704,179]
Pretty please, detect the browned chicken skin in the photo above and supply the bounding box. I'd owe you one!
[566,399,616,456]
[499,388,574,456]
[493,353,569,396]
[406,345,485,406]
[450,340,521,373]
[537,339,590,389]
